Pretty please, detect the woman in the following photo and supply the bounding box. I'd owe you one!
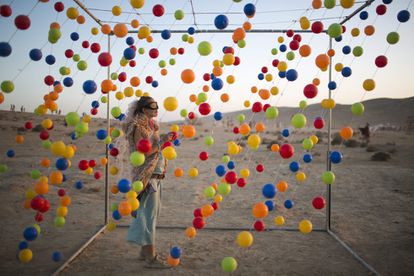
[122,96,173,268]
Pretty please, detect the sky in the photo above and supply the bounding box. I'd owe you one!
[0,0,413,122]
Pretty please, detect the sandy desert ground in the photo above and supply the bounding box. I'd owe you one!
[0,97,413,275]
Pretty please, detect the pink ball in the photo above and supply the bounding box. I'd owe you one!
[272,59,279,67]
[94,171,102,180]
[118,72,127,82]
[261,66,268,73]
[44,75,54,86]
[279,144,294,159]
[233,56,240,66]
[233,127,239,134]
[289,40,300,51]
[145,76,153,84]
[65,49,74,58]
[188,112,196,120]
[203,73,211,81]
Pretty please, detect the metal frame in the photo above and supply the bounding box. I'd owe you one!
[53,1,379,275]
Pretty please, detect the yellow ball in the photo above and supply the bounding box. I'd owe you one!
[240,168,250,178]
[164,96,178,111]
[135,89,143,97]
[126,190,138,199]
[91,27,99,35]
[124,87,134,97]
[130,0,145,9]
[106,221,117,231]
[212,59,221,67]
[51,141,66,156]
[138,25,151,39]
[162,146,177,160]
[214,194,223,203]
[335,63,343,72]
[222,53,235,66]
[64,146,75,159]
[243,100,250,108]
[270,86,279,95]
[112,5,122,16]
[226,75,235,84]
[351,28,360,37]
[310,135,319,145]
[128,197,140,211]
[247,134,261,150]
[296,171,306,182]
[26,189,37,200]
[236,231,253,248]
[299,16,310,30]
[265,73,273,82]
[41,118,53,129]
[277,61,288,72]
[85,167,93,175]
[275,216,285,226]
[363,79,375,91]
[227,141,240,155]
[277,36,284,43]
[109,166,119,175]
[115,91,124,100]
[299,219,313,234]
[56,206,68,217]
[170,124,179,132]
[19,249,33,263]
[188,167,199,178]
[66,7,78,20]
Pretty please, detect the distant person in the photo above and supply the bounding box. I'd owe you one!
[359,123,370,143]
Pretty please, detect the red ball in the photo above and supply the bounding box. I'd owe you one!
[237,178,246,188]
[94,171,102,179]
[54,2,64,12]
[256,164,264,173]
[136,139,152,153]
[44,75,54,86]
[90,108,98,115]
[188,112,196,120]
[312,196,326,209]
[303,84,318,99]
[14,15,31,30]
[35,212,44,222]
[272,59,279,67]
[199,151,208,161]
[203,73,211,81]
[279,144,294,159]
[233,127,239,134]
[233,56,240,66]
[289,40,300,51]
[286,29,294,37]
[129,60,136,67]
[376,4,387,15]
[293,34,302,42]
[82,41,90,48]
[38,199,50,213]
[375,55,388,68]
[252,102,263,113]
[225,171,237,184]
[24,122,33,130]
[0,5,12,17]
[314,117,325,129]
[98,52,112,66]
[88,160,97,168]
[118,72,127,82]
[31,196,45,211]
[152,4,165,17]
[39,130,49,140]
[342,25,347,33]
[254,220,265,232]
[145,76,153,84]
[211,202,219,210]
[149,48,159,59]
[90,43,101,53]
[199,103,211,116]
[109,148,119,157]
[263,103,271,112]
[261,66,268,73]
[178,48,185,55]
[78,160,89,170]
[224,46,234,54]
[65,49,74,58]
[193,208,202,217]
[57,189,66,197]
[193,217,205,229]
[161,141,172,150]
[311,21,324,34]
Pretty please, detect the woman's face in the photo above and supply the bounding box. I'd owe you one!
[142,101,158,118]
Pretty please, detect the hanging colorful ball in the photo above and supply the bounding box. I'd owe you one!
[214,14,229,30]
[397,10,410,23]
[327,23,343,38]
[312,196,326,209]
[221,257,238,273]
[291,113,307,128]
[236,231,253,248]
[375,55,388,68]
[0,42,12,57]
[280,144,294,159]
[164,97,178,111]
[98,52,112,66]
[15,15,31,30]
[152,4,165,17]
[330,151,343,164]
[351,102,364,116]
[299,219,313,234]
[386,32,399,44]
[82,80,97,94]
[244,3,256,18]
[322,171,335,184]
[181,69,195,83]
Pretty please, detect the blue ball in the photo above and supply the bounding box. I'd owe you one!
[383,0,392,4]
[279,44,287,52]
[286,69,298,81]
[227,161,235,170]
[23,227,38,241]
[341,67,352,77]
[45,54,56,65]
[91,100,100,108]
[284,199,294,209]
[330,151,343,164]
[75,181,83,189]
[303,153,313,163]
[29,48,42,61]
[397,10,410,23]
[170,246,182,258]
[265,200,274,211]
[112,210,121,220]
[62,174,67,182]
[56,158,69,171]
[70,132,77,140]
[126,36,135,45]
[53,80,60,86]
[342,45,351,55]
[161,29,171,40]
[244,3,256,17]
[83,80,97,94]
[210,73,215,80]
[6,149,15,158]
[151,80,158,88]
[108,143,114,150]
[173,139,181,146]
[123,47,136,60]
[214,14,229,30]
[188,27,195,35]
[328,81,337,90]
[360,11,368,20]
[70,32,79,41]
[262,183,276,198]
[96,129,107,140]
[211,78,223,90]
[131,210,138,218]
[289,161,300,172]
[63,77,73,87]
[18,241,28,250]
[118,113,126,121]
[334,35,343,42]
[278,71,286,78]
[118,178,131,193]
[282,128,289,137]
[52,251,62,262]
[258,73,264,80]
[0,42,12,57]
[215,165,226,177]
[214,111,222,121]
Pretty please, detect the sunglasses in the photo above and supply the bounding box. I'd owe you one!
[144,102,159,110]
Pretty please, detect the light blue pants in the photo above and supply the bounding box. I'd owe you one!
[127,179,161,246]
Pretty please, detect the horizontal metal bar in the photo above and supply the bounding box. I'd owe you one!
[340,0,375,25]
[127,29,325,34]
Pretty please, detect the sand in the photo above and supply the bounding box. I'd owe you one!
[0,98,413,275]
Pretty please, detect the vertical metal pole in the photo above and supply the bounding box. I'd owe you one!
[326,37,333,231]
[104,34,111,225]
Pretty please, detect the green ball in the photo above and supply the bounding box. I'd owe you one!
[180,109,188,117]
[110,203,118,212]
[42,140,52,149]
[265,107,279,119]
[324,0,336,9]
[1,80,14,93]
[101,96,108,103]
[203,186,216,198]
[48,28,61,44]
[386,32,399,45]
[111,128,121,138]
[237,114,245,123]
[291,113,307,128]
[197,92,208,103]
[204,135,214,146]
[327,23,343,38]
[75,122,89,134]
[299,100,307,109]
[169,58,176,66]
[218,183,231,196]
[130,151,145,167]
[65,112,80,126]
[111,107,122,118]
[271,48,278,55]
[221,257,238,273]
[54,216,66,227]
[72,54,80,62]
[158,60,166,68]
[352,46,363,57]
[59,66,70,76]
[31,170,41,179]
[110,72,118,80]
[181,34,189,42]
[132,180,144,192]
[237,39,246,48]
[174,9,184,20]
[0,164,8,173]
[77,60,87,71]
[138,48,145,54]
[198,41,212,56]
[286,51,295,61]
[302,138,314,150]
[222,155,231,163]
[351,102,364,116]
[104,136,112,144]
[322,171,335,184]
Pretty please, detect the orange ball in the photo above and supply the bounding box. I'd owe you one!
[258,89,270,100]
[220,93,229,103]
[50,22,60,29]
[101,79,113,93]
[35,182,49,195]
[339,126,353,140]
[170,47,177,55]
[211,182,218,191]
[313,78,321,86]
[60,195,72,207]
[131,19,140,28]
[315,54,330,70]
[113,23,128,38]
[189,94,197,102]
[167,256,180,267]
[327,49,335,57]
[76,15,85,24]
[299,44,311,57]
[233,27,246,41]
[130,76,140,87]
[251,86,258,93]
[101,24,112,35]
[243,21,252,31]
[50,171,63,185]
[160,68,168,76]
[111,185,119,194]
[100,158,108,166]
[40,158,51,167]
[15,135,24,144]
[54,84,63,93]
[185,226,197,238]
[202,85,209,92]
[271,144,280,152]
[312,0,322,9]
[118,201,132,216]
[181,69,195,84]
[212,66,223,77]
[201,204,214,218]
[364,25,375,36]
[252,202,269,219]
[239,123,251,136]
[255,122,265,132]
[0,92,4,104]
[174,168,184,177]
[182,125,196,138]
[277,181,288,192]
